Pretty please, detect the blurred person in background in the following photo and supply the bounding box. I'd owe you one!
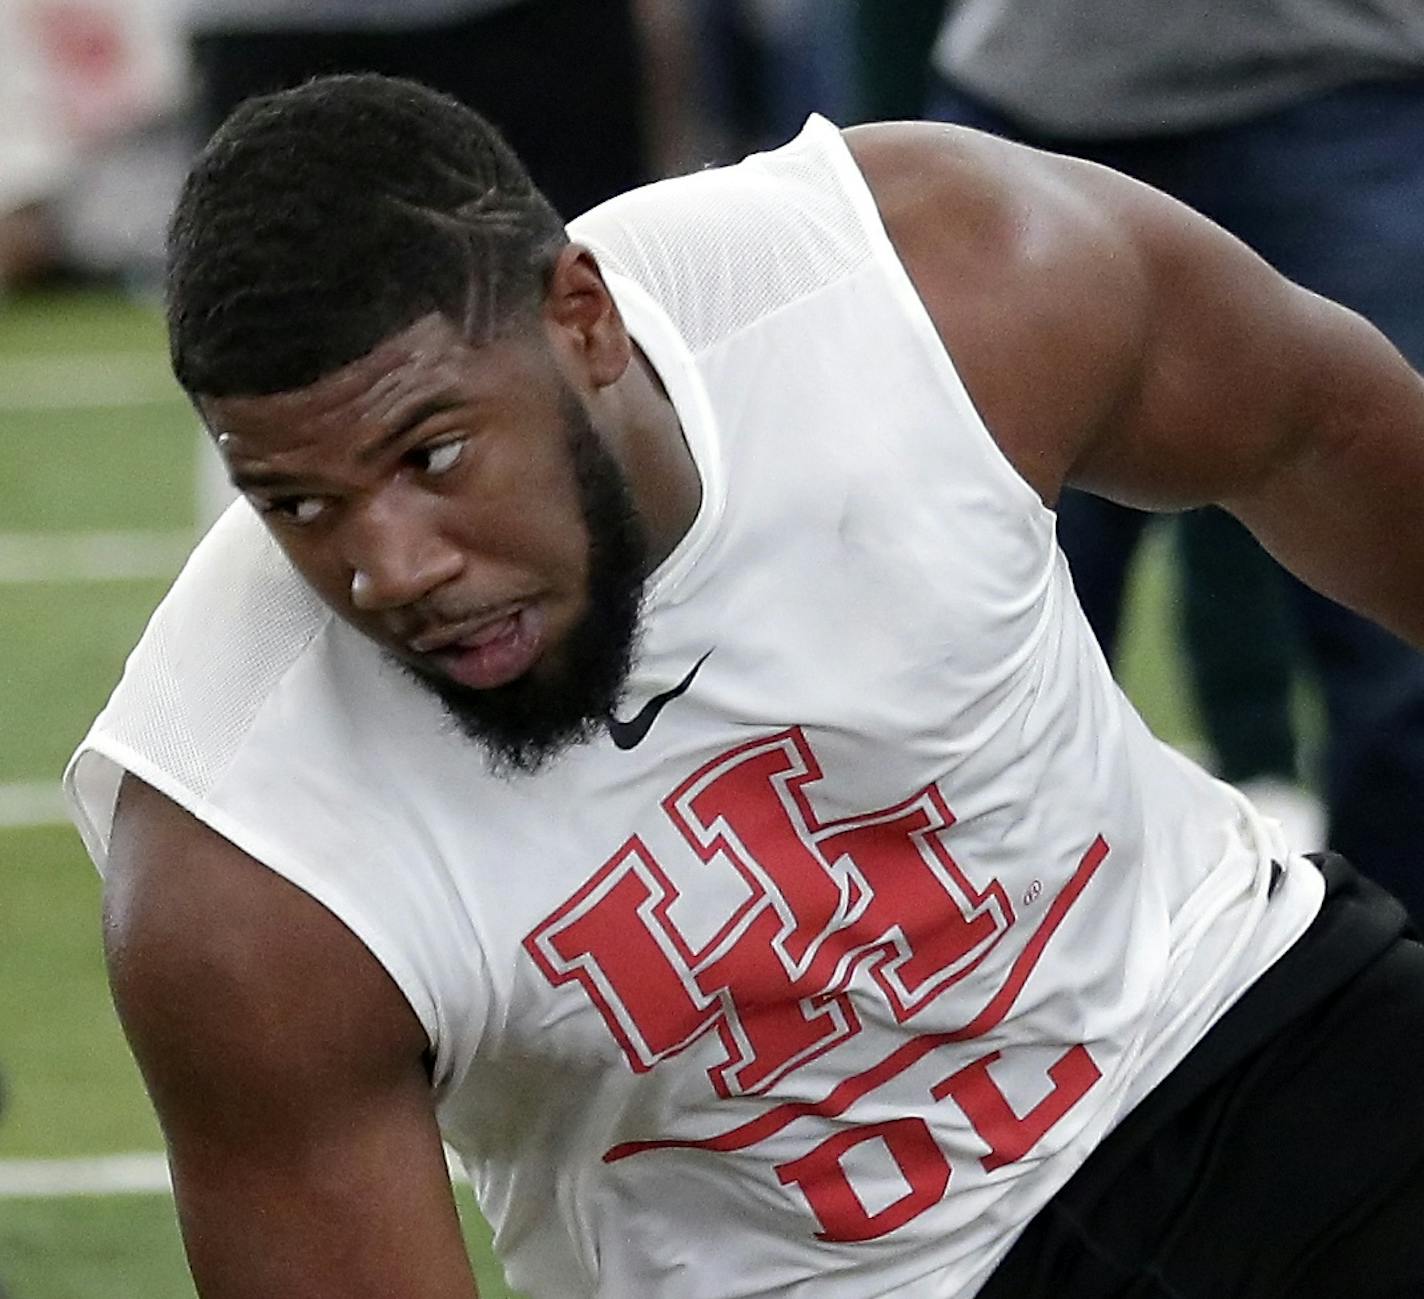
[686,0,858,159]
[183,0,653,226]
[852,0,944,125]
[0,1,68,292]
[0,0,94,289]
[0,0,188,291]
[859,0,1424,919]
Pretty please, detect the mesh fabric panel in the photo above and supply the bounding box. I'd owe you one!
[96,503,328,807]
[572,119,874,357]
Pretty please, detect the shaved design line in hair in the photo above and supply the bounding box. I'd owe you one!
[166,74,569,398]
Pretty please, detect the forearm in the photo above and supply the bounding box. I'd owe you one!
[171,1147,480,1299]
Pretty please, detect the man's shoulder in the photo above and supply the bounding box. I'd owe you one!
[570,118,895,354]
[143,499,330,685]
[843,121,1154,504]
[65,499,334,865]
[127,499,327,720]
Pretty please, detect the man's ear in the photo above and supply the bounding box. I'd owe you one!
[543,244,632,390]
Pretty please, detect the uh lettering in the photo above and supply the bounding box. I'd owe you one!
[525,728,1109,1243]
[526,729,1017,1096]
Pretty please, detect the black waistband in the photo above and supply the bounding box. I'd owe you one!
[1041,852,1409,1203]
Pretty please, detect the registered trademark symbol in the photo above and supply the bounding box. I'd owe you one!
[1022,880,1043,905]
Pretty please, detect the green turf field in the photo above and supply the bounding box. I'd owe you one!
[0,286,1199,1298]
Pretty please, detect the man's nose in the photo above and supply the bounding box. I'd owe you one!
[345,493,463,612]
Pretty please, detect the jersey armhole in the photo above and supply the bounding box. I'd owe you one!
[66,737,459,1092]
[809,114,1053,522]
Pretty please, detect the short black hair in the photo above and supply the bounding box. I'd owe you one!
[167,73,569,397]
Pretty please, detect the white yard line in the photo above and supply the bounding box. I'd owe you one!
[0,781,69,830]
[0,1151,470,1199]
[0,530,195,831]
[0,1154,171,1199]
[0,530,192,584]
[0,353,181,411]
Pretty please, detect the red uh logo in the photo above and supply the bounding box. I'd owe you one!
[526,728,1017,1095]
[525,729,1110,1244]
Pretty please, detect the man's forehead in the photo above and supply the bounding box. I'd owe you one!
[199,313,532,451]
[205,314,463,407]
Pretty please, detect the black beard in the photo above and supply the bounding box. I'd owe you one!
[401,393,648,775]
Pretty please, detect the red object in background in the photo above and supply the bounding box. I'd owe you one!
[23,1,146,142]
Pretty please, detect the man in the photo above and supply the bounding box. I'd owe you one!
[67,75,1424,1297]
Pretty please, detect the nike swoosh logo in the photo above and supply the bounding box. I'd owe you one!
[607,650,713,751]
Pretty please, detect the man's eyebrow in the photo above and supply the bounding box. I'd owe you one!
[357,395,465,465]
[229,465,308,493]
[226,395,467,492]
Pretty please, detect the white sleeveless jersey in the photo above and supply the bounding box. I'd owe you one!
[66,117,1322,1298]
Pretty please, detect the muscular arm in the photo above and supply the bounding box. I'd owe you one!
[104,775,480,1299]
[848,121,1424,647]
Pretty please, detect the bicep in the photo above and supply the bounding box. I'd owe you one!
[1044,157,1424,642]
[851,122,1349,509]
[1058,159,1339,511]
[1054,156,1424,641]
[854,123,1424,642]
[105,775,480,1299]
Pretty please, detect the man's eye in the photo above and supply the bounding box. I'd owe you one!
[416,439,466,476]
[258,496,326,525]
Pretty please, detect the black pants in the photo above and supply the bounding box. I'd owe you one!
[189,0,649,220]
[980,856,1423,1297]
